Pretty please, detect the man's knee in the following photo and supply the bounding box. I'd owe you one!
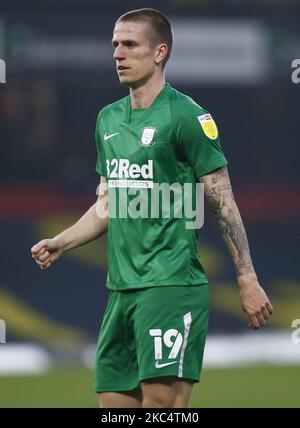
[142,390,176,408]
[99,390,143,408]
[141,377,192,408]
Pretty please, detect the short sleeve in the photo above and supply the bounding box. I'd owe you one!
[178,106,228,177]
[95,111,107,177]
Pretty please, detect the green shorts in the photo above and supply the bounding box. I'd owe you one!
[94,284,209,393]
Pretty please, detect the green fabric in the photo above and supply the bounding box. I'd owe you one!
[94,284,209,392]
[95,83,228,290]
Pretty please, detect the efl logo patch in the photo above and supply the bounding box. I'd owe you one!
[140,127,156,147]
[197,114,218,140]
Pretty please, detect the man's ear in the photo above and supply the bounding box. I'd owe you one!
[154,43,168,66]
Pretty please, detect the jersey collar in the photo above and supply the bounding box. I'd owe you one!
[123,82,171,125]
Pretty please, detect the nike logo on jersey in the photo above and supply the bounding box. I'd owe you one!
[155,360,178,369]
[104,132,119,141]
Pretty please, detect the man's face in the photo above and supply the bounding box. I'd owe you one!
[112,20,158,87]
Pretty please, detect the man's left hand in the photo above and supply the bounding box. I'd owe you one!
[238,273,274,329]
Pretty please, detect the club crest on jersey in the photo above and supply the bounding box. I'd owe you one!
[140,127,156,147]
[197,114,218,140]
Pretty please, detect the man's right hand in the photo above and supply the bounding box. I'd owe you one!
[31,237,64,270]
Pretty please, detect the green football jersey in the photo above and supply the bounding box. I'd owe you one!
[95,83,227,290]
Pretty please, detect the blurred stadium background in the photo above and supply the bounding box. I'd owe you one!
[0,0,300,408]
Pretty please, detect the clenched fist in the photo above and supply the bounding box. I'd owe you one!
[31,237,64,270]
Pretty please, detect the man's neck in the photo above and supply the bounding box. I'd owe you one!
[130,76,166,110]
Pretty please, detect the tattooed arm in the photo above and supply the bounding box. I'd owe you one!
[200,166,273,329]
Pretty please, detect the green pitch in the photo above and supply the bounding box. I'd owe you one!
[0,365,299,408]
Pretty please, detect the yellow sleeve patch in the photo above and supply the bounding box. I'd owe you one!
[197,114,218,140]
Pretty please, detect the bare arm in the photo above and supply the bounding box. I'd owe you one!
[200,166,273,328]
[31,176,108,269]
[55,176,108,252]
[201,167,253,277]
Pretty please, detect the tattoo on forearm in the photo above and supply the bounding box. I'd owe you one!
[202,167,254,276]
